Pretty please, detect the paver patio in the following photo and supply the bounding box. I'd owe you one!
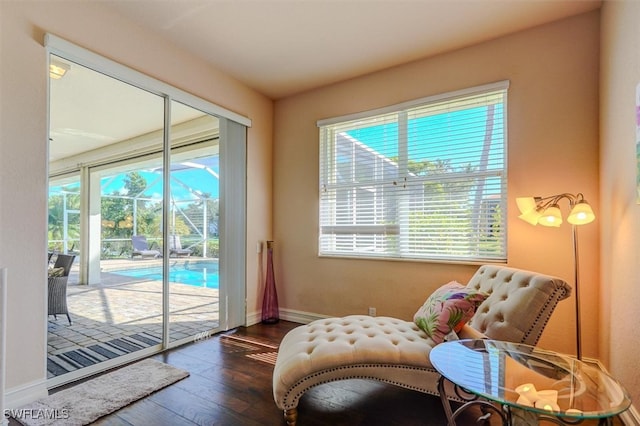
[47,258,220,378]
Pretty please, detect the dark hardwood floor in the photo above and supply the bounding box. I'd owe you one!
[10,320,625,425]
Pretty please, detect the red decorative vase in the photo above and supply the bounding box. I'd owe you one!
[261,241,279,324]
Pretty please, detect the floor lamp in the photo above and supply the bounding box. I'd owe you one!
[515,193,595,361]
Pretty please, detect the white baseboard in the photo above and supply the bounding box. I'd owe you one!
[4,379,47,409]
[246,308,328,327]
[246,310,261,326]
[279,308,330,324]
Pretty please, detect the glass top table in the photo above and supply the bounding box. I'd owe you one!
[429,339,632,425]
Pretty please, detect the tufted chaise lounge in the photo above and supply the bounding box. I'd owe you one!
[272,265,572,425]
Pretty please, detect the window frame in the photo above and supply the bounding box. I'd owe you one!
[318,81,509,263]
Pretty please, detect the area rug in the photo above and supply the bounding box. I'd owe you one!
[13,358,189,426]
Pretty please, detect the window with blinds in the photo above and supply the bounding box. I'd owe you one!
[318,81,508,262]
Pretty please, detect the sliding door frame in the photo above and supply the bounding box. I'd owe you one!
[45,33,250,387]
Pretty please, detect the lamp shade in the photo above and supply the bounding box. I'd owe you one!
[567,200,595,225]
[516,197,537,215]
[538,205,562,227]
[519,209,542,225]
[516,197,541,225]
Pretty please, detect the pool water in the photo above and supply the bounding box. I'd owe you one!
[111,261,219,289]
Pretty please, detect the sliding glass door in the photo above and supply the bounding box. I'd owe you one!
[46,38,247,384]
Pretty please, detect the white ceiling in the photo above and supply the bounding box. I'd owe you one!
[102,0,602,100]
[49,0,602,165]
[49,57,207,164]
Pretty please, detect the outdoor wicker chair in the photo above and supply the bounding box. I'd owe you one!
[48,254,76,325]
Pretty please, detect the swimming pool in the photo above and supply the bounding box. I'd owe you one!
[111,261,219,289]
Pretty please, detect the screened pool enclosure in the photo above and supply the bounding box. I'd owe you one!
[49,153,221,261]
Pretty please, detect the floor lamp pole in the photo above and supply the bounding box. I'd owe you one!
[572,225,582,361]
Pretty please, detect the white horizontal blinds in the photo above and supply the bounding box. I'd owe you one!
[319,83,507,262]
[403,90,506,260]
[319,112,401,256]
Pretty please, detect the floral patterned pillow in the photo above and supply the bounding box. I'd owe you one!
[414,281,488,344]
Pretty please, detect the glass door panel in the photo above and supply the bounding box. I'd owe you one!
[168,100,221,342]
[47,46,237,383]
[48,53,165,379]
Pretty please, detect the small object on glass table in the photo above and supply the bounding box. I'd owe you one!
[429,339,632,426]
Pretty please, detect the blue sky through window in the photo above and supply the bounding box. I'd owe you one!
[345,105,504,170]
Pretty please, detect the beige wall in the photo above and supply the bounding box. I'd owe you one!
[274,12,600,357]
[600,0,640,409]
[0,1,272,397]
[3,0,635,415]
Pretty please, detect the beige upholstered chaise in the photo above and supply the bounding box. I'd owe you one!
[272,265,571,426]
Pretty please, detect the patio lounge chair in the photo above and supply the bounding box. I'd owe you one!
[48,254,76,325]
[169,235,192,257]
[131,235,161,259]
